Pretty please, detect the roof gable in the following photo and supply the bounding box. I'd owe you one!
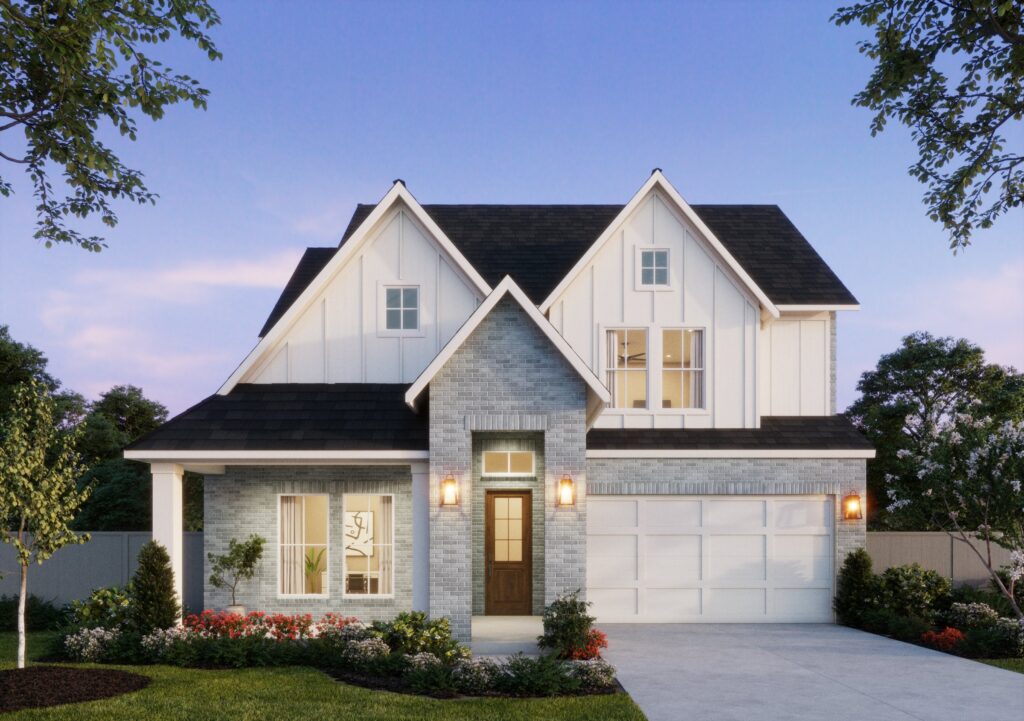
[405,276,610,410]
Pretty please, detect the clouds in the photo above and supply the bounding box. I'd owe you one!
[38,250,302,412]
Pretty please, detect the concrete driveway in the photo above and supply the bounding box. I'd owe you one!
[603,624,1023,721]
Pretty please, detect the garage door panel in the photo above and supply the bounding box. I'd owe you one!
[589,588,637,618]
[774,588,832,620]
[647,588,701,619]
[587,535,637,586]
[588,499,638,530]
[708,588,766,617]
[709,535,766,581]
[775,499,831,529]
[645,499,700,527]
[645,534,701,584]
[773,556,831,585]
[706,500,765,528]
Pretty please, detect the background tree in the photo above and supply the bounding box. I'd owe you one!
[0,325,84,428]
[0,380,91,668]
[847,332,1024,529]
[0,0,221,251]
[833,0,1023,249]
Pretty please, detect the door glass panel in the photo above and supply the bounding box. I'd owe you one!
[508,497,522,519]
[493,496,525,565]
[496,519,508,539]
[495,540,508,562]
[495,497,508,517]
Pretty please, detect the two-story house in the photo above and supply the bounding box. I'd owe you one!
[126,171,873,640]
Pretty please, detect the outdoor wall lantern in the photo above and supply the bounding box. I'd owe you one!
[440,473,459,507]
[842,492,863,520]
[558,474,576,507]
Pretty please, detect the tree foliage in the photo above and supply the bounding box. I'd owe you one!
[208,534,265,607]
[130,540,179,631]
[0,0,221,251]
[0,379,91,667]
[833,0,1024,249]
[0,324,84,428]
[847,332,1024,529]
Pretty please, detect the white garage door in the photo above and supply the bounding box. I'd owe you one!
[586,495,834,622]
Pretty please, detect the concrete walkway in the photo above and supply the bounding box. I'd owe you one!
[603,624,1023,721]
[470,615,542,656]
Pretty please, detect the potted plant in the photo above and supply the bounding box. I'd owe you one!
[305,548,326,594]
[208,534,266,615]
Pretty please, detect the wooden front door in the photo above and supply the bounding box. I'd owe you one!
[485,490,532,615]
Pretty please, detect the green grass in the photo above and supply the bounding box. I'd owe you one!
[980,658,1024,674]
[0,633,646,721]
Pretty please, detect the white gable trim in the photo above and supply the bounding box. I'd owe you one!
[539,170,780,318]
[218,182,492,395]
[777,304,861,312]
[405,276,611,407]
[586,448,875,459]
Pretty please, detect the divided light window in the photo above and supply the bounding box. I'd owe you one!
[279,495,329,596]
[662,329,705,408]
[385,286,419,331]
[640,249,669,287]
[482,451,535,476]
[343,494,394,596]
[607,329,648,409]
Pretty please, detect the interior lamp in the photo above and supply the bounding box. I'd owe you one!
[440,474,459,507]
[558,474,576,507]
[842,492,863,520]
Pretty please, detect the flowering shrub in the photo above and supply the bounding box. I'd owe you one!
[920,627,965,653]
[946,602,1000,629]
[343,637,391,665]
[68,586,134,629]
[451,657,500,695]
[407,651,442,670]
[567,629,608,660]
[569,658,617,689]
[538,590,608,660]
[370,612,469,663]
[64,626,122,662]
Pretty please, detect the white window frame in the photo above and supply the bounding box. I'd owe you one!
[599,324,710,416]
[660,327,707,411]
[377,282,425,338]
[341,493,396,599]
[634,247,672,291]
[481,450,537,477]
[277,493,331,599]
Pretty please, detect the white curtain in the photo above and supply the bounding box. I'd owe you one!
[280,496,305,594]
[378,496,393,595]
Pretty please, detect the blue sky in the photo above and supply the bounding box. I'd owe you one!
[2,0,1022,414]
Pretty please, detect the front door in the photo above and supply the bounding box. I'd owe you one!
[485,490,532,615]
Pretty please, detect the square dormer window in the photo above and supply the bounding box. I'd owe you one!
[384,286,419,331]
[638,249,670,288]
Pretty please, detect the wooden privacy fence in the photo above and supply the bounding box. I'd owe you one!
[866,532,1012,587]
[0,532,204,613]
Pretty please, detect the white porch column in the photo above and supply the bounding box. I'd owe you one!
[151,463,184,614]
[411,462,430,612]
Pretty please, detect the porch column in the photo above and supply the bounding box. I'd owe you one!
[151,463,184,615]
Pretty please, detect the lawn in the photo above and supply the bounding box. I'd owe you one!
[0,633,647,721]
[980,658,1024,674]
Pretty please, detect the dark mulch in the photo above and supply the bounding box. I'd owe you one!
[320,668,623,699]
[0,666,150,713]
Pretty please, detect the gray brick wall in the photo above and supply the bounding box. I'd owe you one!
[588,457,867,579]
[203,465,413,620]
[429,296,588,640]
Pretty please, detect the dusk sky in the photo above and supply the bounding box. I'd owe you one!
[2,0,1022,415]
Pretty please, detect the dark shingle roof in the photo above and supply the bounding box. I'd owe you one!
[259,203,857,336]
[126,384,428,452]
[586,416,872,451]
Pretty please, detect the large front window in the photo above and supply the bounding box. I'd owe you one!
[343,494,394,596]
[607,328,648,409]
[279,495,328,596]
[662,329,705,408]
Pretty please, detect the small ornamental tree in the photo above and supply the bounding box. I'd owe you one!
[131,540,180,631]
[888,413,1024,619]
[0,380,90,668]
[834,548,880,627]
[208,535,266,608]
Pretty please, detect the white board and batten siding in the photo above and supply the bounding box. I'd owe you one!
[586,495,834,623]
[549,191,759,429]
[245,208,482,385]
[759,313,832,416]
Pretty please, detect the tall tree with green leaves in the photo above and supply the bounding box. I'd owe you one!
[847,332,1024,529]
[833,0,1023,249]
[0,324,84,427]
[0,0,221,251]
[0,380,91,668]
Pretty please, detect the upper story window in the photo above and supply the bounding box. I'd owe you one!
[662,329,705,409]
[384,286,419,331]
[280,494,329,596]
[638,249,670,288]
[607,328,648,409]
[482,451,535,476]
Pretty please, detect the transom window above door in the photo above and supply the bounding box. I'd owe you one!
[482,451,535,476]
[384,286,419,331]
[638,248,670,288]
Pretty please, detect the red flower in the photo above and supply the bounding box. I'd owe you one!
[568,629,609,660]
[921,627,965,653]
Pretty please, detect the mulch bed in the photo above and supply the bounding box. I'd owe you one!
[0,666,150,713]
[320,668,624,699]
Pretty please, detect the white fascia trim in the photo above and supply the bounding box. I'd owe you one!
[124,449,429,463]
[539,170,780,318]
[586,449,876,459]
[405,275,612,407]
[216,182,492,395]
[777,304,861,312]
